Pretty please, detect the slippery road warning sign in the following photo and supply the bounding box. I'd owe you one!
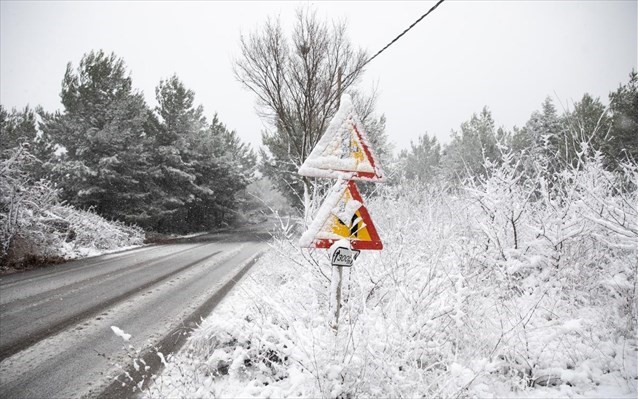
[298,95,385,182]
[299,179,383,250]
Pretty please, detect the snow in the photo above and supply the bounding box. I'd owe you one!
[329,239,353,256]
[299,179,350,247]
[110,326,131,342]
[298,94,385,182]
[332,196,362,227]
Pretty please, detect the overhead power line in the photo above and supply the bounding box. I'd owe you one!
[363,0,446,69]
[337,0,446,99]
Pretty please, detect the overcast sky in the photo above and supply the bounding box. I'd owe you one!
[1,0,636,153]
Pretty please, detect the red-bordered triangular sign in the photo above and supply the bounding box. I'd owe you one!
[298,95,385,182]
[299,180,383,250]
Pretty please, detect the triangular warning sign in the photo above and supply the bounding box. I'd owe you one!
[298,95,385,182]
[299,180,383,250]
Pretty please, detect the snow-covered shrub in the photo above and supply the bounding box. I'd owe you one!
[1,145,144,269]
[149,142,636,398]
[453,145,637,393]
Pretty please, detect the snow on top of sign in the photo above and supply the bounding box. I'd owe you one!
[299,179,349,247]
[332,196,362,226]
[298,94,385,181]
[329,238,352,254]
[329,238,354,265]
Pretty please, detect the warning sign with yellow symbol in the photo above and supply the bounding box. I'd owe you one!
[298,95,385,182]
[299,180,383,250]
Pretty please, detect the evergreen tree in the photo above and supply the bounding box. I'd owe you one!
[400,133,441,183]
[152,76,256,232]
[1,105,38,151]
[151,74,208,232]
[442,107,500,183]
[560,94,612,168]
[193,118,256,228]
[512,97,564,178]
[207,114,256,178]
[0,105,55,180]
[188,116,255,229]
[42,50,156,225]
[608,70,638,168]
[515,97,562,156]
[364,114,390,167]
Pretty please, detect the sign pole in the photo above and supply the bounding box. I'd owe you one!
[329,241,360,334]
[329,265,343,333]
[329,68,344,334]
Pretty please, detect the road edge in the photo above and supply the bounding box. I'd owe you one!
[95,249,265,399]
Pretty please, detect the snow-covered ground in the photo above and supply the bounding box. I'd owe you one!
[142,151,637,398]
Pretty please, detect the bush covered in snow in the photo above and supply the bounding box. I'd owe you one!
[146,143,636,398]
[1,145,144,270]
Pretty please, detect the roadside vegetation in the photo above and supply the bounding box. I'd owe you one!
[144,133,637,397]
[0,144,144,272]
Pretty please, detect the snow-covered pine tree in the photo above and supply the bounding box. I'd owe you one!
[399,133,442,183]
[509,97,563,180]
[151,74,208,232]
[441,107,501,184]
[0,105,54,180]
[513,97,562,156]
[152,75,255,232]
[201,115,256,226]
[43,50,156,226]
[608,71,638,171]
[1,105,39,152]
[560,93,612,169]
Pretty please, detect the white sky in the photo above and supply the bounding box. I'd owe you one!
[1,0,636,153]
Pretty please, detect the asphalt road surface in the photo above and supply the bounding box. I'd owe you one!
[0,224,271,398]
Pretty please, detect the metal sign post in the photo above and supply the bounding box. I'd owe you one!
[329,244,359,331]
[329,265,343,332]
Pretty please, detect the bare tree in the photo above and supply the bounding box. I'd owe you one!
[234,8,368,209]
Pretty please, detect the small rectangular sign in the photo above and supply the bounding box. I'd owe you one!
[331,247,361,267]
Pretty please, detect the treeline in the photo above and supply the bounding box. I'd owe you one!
[231,8,636,212]
[1,50,256,234]
[398,71,637,186]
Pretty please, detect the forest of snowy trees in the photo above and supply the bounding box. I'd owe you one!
[397,75,637,187]
[1,50,256,268]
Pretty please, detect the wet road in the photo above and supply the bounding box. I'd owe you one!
[0,225,270,398]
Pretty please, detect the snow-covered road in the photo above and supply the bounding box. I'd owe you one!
[0,226,270,398]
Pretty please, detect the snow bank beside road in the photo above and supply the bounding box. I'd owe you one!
[1,146,145,272]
